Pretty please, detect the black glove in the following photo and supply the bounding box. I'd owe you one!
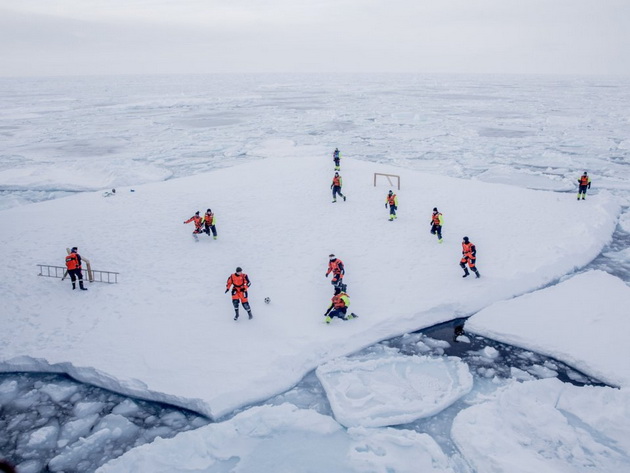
[225,288,229,293]
[588,183,591,189]
[385,203,387,208]
[325,273,329,278]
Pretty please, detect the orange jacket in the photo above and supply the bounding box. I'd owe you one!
[226,273,251,291]
[184,215,203,228]
[431,212,443,225]
[65,252,81,270]
[203,212,215,225]
[462,242,476,258]
[332,176,342,187]
[579,175,590,187]
[386,194,397,206]
[327,258,345,276]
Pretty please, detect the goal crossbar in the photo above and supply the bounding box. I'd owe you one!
[373,172,400,190]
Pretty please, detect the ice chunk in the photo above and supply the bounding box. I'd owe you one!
[452,378,630,473]
[97,403,456,473]
[466,270,630,387]
[316,355,473,427]
[40,382,79,403]
[73,401,106,417]
[57,414,100,448]
[0,379,19,404]
[111,399,141,417]
[49,414,139,472]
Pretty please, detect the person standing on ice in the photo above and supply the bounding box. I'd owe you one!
[333,148,341,171]
[225,267,253,321]
[385,190,398,221]
[326,254,346,291]
[430,207,444,243]
[460,236,480,278]
[323,286,357,324]
[183,211,204,241]
[65,247,87,291]
[331,172,346,203]
[202,209,217,240]
[577,171,591,200]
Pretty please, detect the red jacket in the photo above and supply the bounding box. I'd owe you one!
[226,273,251,291]
[185,215,203,229]
[65,252,81,270]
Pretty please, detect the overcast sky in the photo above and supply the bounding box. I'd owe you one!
[0,0,628,77]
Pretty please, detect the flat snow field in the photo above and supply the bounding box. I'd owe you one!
[0,156,620,418]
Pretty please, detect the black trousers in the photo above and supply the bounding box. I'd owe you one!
[68,268,83,282]
[431,224,442,239]
[204,224,217,237]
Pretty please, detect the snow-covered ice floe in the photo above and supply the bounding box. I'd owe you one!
[466,270,630,387]
[0,154,620,418]
[452,378,630,473]
[96,403,457,473]
[316,355,473,428]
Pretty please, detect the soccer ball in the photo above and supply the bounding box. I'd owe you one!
[264,297,271,304]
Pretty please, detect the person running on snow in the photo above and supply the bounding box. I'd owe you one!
[225,267,253,320]
[324,286,357,323]
[385,190,398,221]
[326,254,346,291]
[460,236,480,278]
[331,172,346,203]
[333,148,341,171]
[65,247,87,291]
[183,211,204,240]
[577,171,591,200]
[430,207,444,243]
[202,208,218,240]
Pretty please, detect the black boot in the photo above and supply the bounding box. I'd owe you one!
[474,269,480,278]
[79,281,88,291]
[234,311,239,321]
[72,282,76,290]
[462,270,469,278]
[248,311,253,320]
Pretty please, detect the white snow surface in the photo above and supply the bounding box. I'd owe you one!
[96,403,457,473]
[316,355,473,428]
[0,154,619,419]
[466,270,630,387]
[451,378,630,473]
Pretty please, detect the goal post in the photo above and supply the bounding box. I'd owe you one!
[373,172,400,190]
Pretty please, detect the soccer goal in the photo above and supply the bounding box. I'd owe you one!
[373,172,400,190]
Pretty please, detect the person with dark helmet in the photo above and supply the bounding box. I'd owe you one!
[333,148,341,171]
[183,211,204,241]
[323,286,357,324]
[331,172,346,203]
[202,208,218,240]
[577,171,591,200]
[326,254,346,291]
[430,207,444,243]
[65,247,87,291]
[225,267,253,321]
[385,190,398,221]
[460,236,480,278]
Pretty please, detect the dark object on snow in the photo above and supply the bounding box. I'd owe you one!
[0,460,17,473]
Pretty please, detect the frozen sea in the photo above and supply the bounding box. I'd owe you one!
[1,74,629,472]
